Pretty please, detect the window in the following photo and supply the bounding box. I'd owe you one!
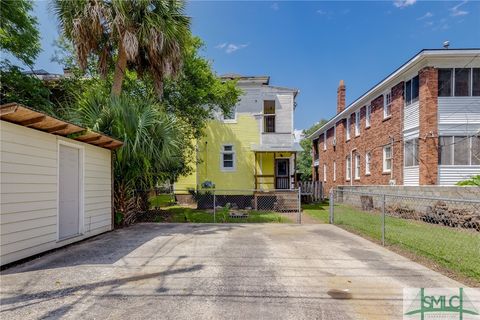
[323,132,327,150]
[323,164,327,182]
[333,161,336,181]
[439,136,480,166]
[473,68,480,96]
[355,111,360,136]
[223,106,236,121]
[383,145,392,173]
[365,152,371,175]
[346,155,351,180]
[455,68,471,96]
[404,138,419,167]
[384,92,392,117]
[346,117,351,140]
[366,105,371,127]
[333,124,337,145]
[263,100,275,132]
[404,75,419,105]
[438,68,453,97]
[221,145,235,171]
[313,139,319,160]
[354,154,360,180]
[438,68,480,97]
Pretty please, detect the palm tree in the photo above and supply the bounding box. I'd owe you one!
[52,0,191,97]
[75,91,185,224]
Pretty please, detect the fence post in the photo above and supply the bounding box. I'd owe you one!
[298,187,302,224]
[213,190,216,223]
[381,194,385,246]
[329,188,334,224]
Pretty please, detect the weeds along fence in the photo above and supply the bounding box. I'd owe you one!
[165,188,302,224]
[329,188,480,280]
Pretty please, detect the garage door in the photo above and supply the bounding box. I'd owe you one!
[59,144,81,240]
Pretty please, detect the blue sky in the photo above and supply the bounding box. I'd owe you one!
[21,1,480,130]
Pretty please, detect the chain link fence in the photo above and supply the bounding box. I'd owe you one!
[329,188,480,280]
[153,188,302,223]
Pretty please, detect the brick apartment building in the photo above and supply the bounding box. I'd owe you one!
[309,49,480,192]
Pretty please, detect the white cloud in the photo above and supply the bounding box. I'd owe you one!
[294,129,304,143]
[316,9,327,15]
[450,0,469,16]
[226,43,248,54]
[393,0,417,8]
[215,43,249,54]
[215,43,227,49]
[271,2,279,11]
[417,12,433,20]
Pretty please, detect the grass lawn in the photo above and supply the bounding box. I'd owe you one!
[149,194,175,208]
[302,201,480,282]
[153,206,293,223]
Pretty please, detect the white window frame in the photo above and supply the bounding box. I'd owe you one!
[333,124,337,145]
[384,91,392,119]
[220,144,236,171]
[323,163,327,182]
[383,145,392,173]
[333,161,336,181]
[354,154,360,180]
[346,155,351,181]
[365,152,371,175]
[355,111,360,136]
[346,117,351,141]
[222,106,237,123]
[366,105,371,128]
[323,132,327,150]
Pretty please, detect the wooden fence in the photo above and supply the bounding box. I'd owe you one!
[298,181,323,202]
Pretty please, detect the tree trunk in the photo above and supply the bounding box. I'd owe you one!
[111,42,128,97]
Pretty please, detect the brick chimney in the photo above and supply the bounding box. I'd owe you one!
[337,80,346,114]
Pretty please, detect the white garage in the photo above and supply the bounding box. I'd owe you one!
[0,103,122,266]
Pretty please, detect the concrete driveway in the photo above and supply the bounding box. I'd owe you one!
[0,223,464,319]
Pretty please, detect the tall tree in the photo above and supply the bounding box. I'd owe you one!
[52,0,191,97]
[297,120,328,181]
[0,0,41,66]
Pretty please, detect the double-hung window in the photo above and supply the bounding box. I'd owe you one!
[333,161,336,181]
[263,100,276,132]
[384,91,392,118]
[383,145,392,173]
[438,68,480,97]
[323,164,327,182]
[366,105,371,127]
[346,155,351,180]
[354,154,360,180]
[355,111,360,136]
[365,152,371,175]
[323,132,327,150]
[404,138,419,167]
[404,76,419,106]
[223,106,236,121]
[221,145,235,171]
[346,117,351,141]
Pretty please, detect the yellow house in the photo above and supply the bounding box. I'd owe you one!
[175,74,301,199]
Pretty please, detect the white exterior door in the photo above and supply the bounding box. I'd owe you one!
[59,144,81,239]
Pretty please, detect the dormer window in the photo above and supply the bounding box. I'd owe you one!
[263,100,275,133]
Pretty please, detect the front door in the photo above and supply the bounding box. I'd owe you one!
[59,144,81,240]
[275,159,290,189]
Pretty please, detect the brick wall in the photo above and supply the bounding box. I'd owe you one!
[418,67,439,185]
[314,81,405,194]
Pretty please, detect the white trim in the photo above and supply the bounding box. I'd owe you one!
[222,106,237,123]
[383,91,392,118]
[365,152,371,175]
[383,145,392,173]
[57,139,85,242]
[366,105,371,128]
[323,132,327,150]
[323,163,327,182]
[355,111,360,136]
[220,144,236,171]
[346,116,351,141]
[354,153,361,180]
[346,155,351,181]
[333,161,336,181]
